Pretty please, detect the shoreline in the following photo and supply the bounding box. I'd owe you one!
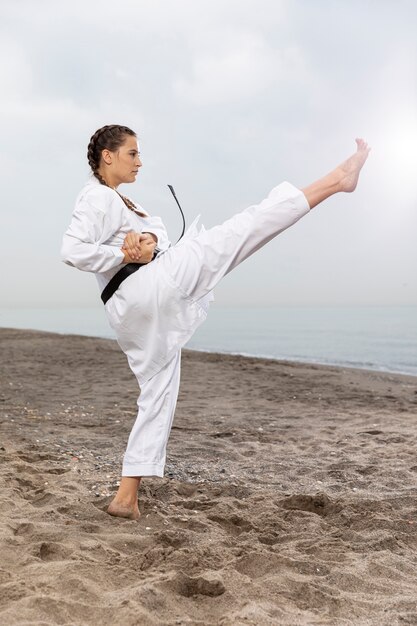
[186,345,417,379]
[2,324,416,379]
[1,328,417,625]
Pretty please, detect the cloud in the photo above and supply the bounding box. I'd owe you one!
[0,0,416,307]
[173,33,275,105]
[173,33,309,106]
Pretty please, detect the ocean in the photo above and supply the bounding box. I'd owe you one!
[1,305,416,377]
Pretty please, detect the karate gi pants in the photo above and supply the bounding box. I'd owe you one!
[121,181,310,477]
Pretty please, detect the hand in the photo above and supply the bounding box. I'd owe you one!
[121,231,157,264]
[137,235,157,263]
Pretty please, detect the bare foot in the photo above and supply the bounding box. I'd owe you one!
[338,138,371,193]
[107,498,141,521]
[106,476,141,520]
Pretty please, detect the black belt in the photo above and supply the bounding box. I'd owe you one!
[101,262,146,305]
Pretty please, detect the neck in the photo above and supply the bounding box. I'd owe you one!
[97,168,119,189]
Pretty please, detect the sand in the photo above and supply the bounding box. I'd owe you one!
[0,327,417,625]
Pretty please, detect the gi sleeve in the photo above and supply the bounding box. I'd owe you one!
[61,192,125,273]
[142,215,171,252]
[130,201,171,252]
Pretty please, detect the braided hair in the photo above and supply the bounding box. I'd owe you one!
[87,124,146,217]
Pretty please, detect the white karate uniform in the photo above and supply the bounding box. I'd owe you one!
[61,175,310,477]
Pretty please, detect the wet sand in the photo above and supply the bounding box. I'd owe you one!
[1,327,417,625]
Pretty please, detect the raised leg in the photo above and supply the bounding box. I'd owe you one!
[162,180,310,302]
[161,139,370,303]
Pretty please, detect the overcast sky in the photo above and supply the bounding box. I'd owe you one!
[1,0,416,308]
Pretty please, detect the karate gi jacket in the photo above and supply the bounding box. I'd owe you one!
[61,175,213,384]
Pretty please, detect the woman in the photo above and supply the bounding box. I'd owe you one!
[61,124,370,520]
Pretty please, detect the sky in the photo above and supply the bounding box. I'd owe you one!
[1,0,416,308]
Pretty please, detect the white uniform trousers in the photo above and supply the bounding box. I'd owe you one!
[123,350,181,477]
[120,181,310,477]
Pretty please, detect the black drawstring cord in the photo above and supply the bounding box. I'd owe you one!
[167,184,186,243]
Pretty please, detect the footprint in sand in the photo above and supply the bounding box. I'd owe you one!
[157,530,189,548]
[36,542,73,562]
[280,493,341,518]
[17,451,60,463]
[171,571,225,597]
[174,498,216,511]
[30,492,57,508]
[207,513,254,536]
[12,522,35,536]
[235,552,331,580]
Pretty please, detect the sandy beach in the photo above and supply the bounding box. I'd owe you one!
[1,327,417,625]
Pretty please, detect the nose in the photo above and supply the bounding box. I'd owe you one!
[136,156,142,168]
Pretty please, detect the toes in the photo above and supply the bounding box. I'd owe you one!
[355,138,370,153]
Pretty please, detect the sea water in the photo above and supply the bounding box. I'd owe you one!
[0,306,416,376]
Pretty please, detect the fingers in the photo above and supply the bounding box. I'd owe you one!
[123,231,143,261]
[138,239,157,264]
[122,231,158,263]
[122,243,157,264]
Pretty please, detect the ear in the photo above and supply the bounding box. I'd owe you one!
[101,149,113,165]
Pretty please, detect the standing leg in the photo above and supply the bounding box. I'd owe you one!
[107,350,181,520]
[123,349,181,477]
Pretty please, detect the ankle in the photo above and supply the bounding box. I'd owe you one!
[113,477,141,504]
[113,494,137,506]
[327,167,344,193]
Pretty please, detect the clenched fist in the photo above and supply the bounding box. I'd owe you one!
[121,231,157,264]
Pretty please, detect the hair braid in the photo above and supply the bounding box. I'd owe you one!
[87,124,146,217]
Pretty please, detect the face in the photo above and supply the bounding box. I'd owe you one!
[101,134,142,187]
